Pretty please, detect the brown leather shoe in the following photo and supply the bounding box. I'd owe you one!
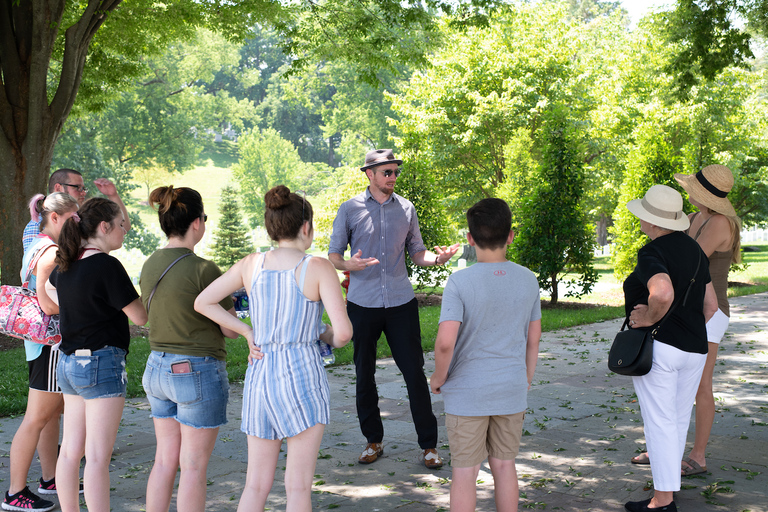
[422,448,443,469]
[358,443,383,464]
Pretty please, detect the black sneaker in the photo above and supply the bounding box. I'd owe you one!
[2,487,55,511]
[38,477,84,495]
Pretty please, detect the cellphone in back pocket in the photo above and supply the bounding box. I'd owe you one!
[171,361,191,374]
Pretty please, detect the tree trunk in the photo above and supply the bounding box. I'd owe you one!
[550,274,558,305]
[595,212,612,246]
[0,0,121,284]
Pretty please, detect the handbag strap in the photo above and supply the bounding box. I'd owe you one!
[626,248,703,336]
[22,237,56,285]
[146,252,193,313]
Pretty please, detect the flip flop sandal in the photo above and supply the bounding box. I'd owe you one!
[681,457,707,476]
[631,452,650,465]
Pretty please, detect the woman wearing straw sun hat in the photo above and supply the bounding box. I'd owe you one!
[622,185,718,512]
[630,166,742,476]
[676,165,741,475]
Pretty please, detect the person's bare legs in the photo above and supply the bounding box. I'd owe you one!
[57,394,86,512]
[37,410,62,482]
[488,456,519,512]
[145,418,181,512]
[284,424,324,512]
[449,464,481,512]
[237,436,281,512]
[81,396,125,512]
[686,342,718,470]
[7,389,63,494]
[177,424,218,512]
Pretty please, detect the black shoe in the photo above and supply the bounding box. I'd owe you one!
[625,498,677,512]
[2,487,55,511]
[38,477,85,495]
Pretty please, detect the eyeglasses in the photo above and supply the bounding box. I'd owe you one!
[377,168,401,178]
[202,214,208,222]
[63,183,88,193]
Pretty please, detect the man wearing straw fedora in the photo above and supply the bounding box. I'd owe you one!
[329,149,460,469]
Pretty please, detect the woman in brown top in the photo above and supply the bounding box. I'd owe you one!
[675,165,741,475]
[630,165,741,476]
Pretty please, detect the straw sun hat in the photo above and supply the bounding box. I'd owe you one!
[627,184,690,232]
[674,164,737,217]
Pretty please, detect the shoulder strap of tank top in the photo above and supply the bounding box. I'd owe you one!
[685,211,698,236]
[22,237,57,284]
[297,255,312,291]
[249,252,266,289]
[692,214,713,241]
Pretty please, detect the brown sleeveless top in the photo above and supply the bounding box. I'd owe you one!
[689,212,732,317]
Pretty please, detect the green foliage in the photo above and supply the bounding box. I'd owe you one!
[509,106,598,304]
[313,168,370,251]
[123,212,162,256]
[0,346,30,417]
[391,2,630,226]
[396,159,457,290]
[610,122,686,279]
[233,128,306,226]
[210,186,254,270]
[733,148,768,225]
[661,0,753,100]
[565,0,625,22]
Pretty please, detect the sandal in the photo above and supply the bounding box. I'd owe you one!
[681,457,707,476]
[631,452,650,465]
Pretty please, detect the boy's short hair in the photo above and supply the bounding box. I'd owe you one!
[467,198,512,250]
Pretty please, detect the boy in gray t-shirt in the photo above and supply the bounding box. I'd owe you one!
[430,198,541,512]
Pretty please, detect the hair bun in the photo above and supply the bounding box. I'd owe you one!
[265,185,292,210]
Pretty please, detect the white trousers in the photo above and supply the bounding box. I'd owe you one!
[632,340,707,491]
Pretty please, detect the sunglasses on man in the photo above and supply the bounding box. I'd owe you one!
[376,168,401,178]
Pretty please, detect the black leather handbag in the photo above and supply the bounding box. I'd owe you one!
[608,250,702,376]
[608,319,655,376]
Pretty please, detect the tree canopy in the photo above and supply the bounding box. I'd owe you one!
[0,0,498,285]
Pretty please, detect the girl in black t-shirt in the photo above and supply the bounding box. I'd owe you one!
[46,198,147,512]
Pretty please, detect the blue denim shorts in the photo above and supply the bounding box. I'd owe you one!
[57,346,127,399]
[142,351,229,429]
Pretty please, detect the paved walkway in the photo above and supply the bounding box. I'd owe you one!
[1,294,767,511]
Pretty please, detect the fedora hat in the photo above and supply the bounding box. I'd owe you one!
[674,164,737,217]
[360,149,402,171]
[627,184,690,231]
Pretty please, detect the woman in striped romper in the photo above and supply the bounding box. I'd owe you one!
[195,184,352,512]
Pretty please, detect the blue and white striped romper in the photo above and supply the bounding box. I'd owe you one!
[241,254,330,439]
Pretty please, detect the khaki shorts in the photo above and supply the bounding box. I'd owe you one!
[445,411,525,468]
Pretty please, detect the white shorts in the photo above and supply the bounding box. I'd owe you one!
[706,309,729,344]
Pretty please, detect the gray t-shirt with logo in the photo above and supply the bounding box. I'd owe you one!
[438,261,541,416]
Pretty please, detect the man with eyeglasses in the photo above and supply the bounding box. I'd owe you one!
[329,148,460,469]
[23,168,131,251]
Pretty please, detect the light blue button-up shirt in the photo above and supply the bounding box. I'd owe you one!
[329,188,427,308]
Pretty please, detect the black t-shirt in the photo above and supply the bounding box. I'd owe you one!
[623,231,711,354]
[50,253,139,356]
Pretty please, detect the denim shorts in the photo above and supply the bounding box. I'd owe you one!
[142,351,229,429]
[57,346,127,399]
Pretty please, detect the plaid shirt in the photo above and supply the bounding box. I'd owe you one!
[22,219,41,253]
